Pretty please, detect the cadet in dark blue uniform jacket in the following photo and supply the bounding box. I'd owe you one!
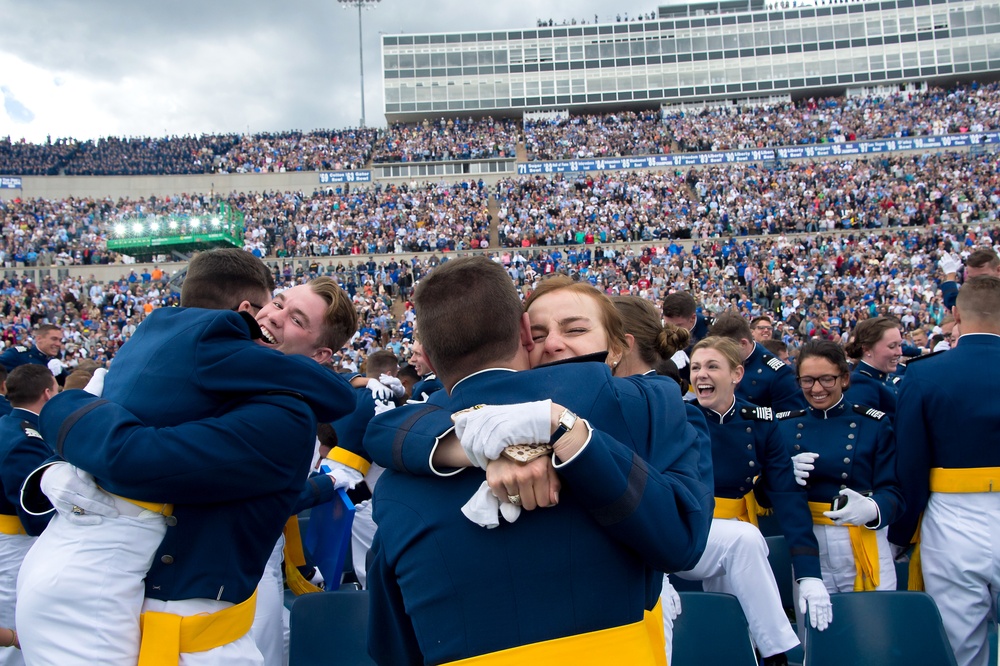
[18,270,359,666]
[366,259,712,666]
[889,276,1000,666]
[682,336,827,663]
[0,366,59,663]
[844,316,904,419]
[407,338,443,403]
[0,324,65,384]
[779,340,903,603]
[710,312,807,412]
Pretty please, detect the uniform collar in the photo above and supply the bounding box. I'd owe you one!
[856,361,887,381]
[702,396,737,424]
[745,342,760,364]
[807,396,847,420]
[10,407,39,422]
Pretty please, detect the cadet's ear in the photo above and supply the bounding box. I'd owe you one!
[519,313,534,353]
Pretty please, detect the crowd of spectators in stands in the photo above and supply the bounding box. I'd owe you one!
[370,117,520,163]
[494,151,1000,247]
[1,222,994,376]
[7,83,1000,176]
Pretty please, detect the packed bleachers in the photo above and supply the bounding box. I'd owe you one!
[7,83,1000,176]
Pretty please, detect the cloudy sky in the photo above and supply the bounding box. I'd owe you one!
[0,0,658,143]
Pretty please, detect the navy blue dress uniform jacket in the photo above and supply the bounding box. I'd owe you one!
[0,409,52,536]
[35,307,356,604]
[0,344,52,372]
[697,398,822,580]
[777,399,904,531]
[365,364,714,665]
[410,373,443,402]
[848,361,900,420]
[737,343,808,413]
[889,334,1000,547]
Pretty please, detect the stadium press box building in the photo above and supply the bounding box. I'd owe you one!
[381,0,1000,121]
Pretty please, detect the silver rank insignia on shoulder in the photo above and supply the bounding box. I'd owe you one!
[741,406,773,421]
[775,409,806,420]
[853,405,886,420]
[14,345,27,352]
[23,426,43,439]
[765,357,784,371]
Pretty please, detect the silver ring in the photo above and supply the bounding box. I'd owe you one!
[507,494,521,506]
[71,505,84,515]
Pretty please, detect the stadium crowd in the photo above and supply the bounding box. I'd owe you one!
[6,83,1000,176]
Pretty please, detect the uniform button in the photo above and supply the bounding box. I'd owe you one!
[840,484,847,490]
[846,445,853,451]
[850,422,857,429]
[848,434,855,439]
[160,555,174,565]
[796,434,802,439]
[749,461,756,467]
[746,477,753,483]
[797,423,803,429]
[843,458,851,464]
[794,444,801,450]
[841,473,849,479]
[165,515,178,527]
[752,380,758,385]
[747,444,753,450]
[746,427,752,433]
[757,369,762,374]
[740,487,746,492]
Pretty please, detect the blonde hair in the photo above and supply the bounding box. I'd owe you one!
[691,336,743,371]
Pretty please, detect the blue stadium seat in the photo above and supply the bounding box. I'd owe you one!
[803,591,957,666]
[672,592,758,666]
[765,534,794,610]
[289,590,374,666]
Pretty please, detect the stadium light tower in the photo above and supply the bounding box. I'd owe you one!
[338,0,381,127]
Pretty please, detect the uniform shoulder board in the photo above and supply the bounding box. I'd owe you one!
[889,376,902,385]
[775,409,807,420]
[765,356,785,372]
[853,405,886,420]
[14,345,27,352]
[903,350,945,366]
[740,406,773,421]
[20,421,43,439]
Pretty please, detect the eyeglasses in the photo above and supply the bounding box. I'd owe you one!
[754,325,773,331]
[797,374,842,389]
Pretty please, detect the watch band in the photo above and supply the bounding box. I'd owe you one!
[549,408,578,446]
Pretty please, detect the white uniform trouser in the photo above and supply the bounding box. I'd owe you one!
[16,510,167,665]
[921,492,1000,666]
[141,597,263,666]
[676,518,799,658]
[351,500,376,589]
[0,534,34,666]
[251,536,289,666]
[793,523,896,640]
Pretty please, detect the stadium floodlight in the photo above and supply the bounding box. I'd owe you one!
[114,223,126,236]
[337,0,382,128]
[169,220,179,230]
[132,222,144,235]
[211,217,221,228]
[150,221,160,232]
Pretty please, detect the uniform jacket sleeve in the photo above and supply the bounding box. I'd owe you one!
[0,434,54,535]
[868,417,905,529]
[39,390,318,504]
[888,376,932,546]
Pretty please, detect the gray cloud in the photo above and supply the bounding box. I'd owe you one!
[0,0,648,138]
[1,85,35,124]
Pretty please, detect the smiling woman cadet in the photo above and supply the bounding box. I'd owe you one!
[779,339,904,610]
[844,316,903,419]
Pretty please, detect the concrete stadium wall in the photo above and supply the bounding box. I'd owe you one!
[14,171,325,200]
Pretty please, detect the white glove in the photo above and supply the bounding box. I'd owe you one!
[662,575,683,620]
[378,374,406,399]
[366,378,393,402]
[47,358,64,376]
[320,460,365,491]
[39,462,119,526]
[791,452,819,486]
[460,481,521,528]
[938,252,962,276]
[823,488,879,527]
[798,577,833,631]
[452,400,552,470]
[83,367,108,396]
